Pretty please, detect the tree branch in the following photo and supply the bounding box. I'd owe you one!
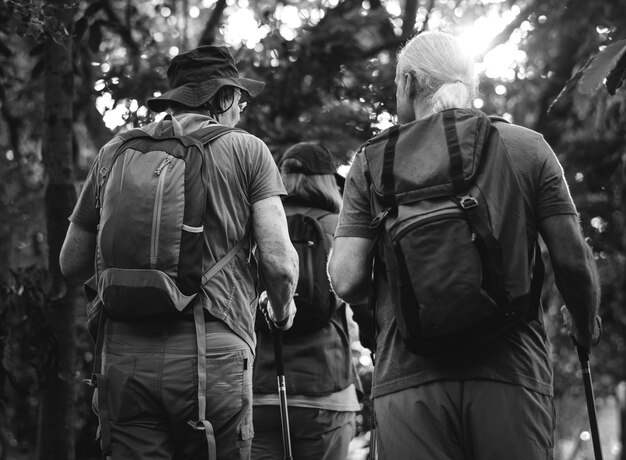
[100,0,139,55]
[198,0,227,46]
[476,0,539,61]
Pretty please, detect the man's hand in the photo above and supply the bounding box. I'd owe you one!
[259,291,297,331]
[560,305,602,350]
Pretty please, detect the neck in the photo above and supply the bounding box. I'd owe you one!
[413,101,435,121]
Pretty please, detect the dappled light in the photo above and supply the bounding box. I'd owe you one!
[1,1,625,459]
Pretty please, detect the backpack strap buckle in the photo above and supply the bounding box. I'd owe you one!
[458,195,478,210]
[370,208,390,229]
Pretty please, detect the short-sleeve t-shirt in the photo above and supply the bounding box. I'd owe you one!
[70,112,286,352]
[335,120,577,399]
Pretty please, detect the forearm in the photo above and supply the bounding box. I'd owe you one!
[554,248,601,344]
[258,248,298,320]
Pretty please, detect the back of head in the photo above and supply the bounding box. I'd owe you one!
[279,142,342,213]
[397,31,477,115]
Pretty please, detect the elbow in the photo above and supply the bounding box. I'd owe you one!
[263,246,299,290]
[328,260,365,304]
[330,278,363,305]
[59,259,83,286]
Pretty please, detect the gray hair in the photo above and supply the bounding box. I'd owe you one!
[397,31,478,114]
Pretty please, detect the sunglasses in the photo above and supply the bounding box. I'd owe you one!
[234,89,248,113]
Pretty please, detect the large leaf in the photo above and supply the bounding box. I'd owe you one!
[579,39,626,94]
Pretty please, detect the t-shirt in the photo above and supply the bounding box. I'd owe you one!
[335,119,577,399]
[70,112,286,352]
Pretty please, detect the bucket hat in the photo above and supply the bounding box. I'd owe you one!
[279,143,337,175]
[147,46,265,113]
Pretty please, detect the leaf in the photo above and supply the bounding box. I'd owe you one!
[606,53,626,95]
[88,22,102,53]
[31,58,44,79]
[547,57,594,115]
[74,16,88,40]
[579,39,626,94]
[547,69,584,115]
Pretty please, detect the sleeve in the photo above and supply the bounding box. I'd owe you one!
[68,158,101,233]
[535,136,578,221]
[334,152,378,239]
[241,134,286,204]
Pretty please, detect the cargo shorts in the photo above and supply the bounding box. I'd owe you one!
[374,379,555,460]
[94,319,253,460]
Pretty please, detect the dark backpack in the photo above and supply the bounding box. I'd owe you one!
[364,109,543,356]
[94,115,243,318]
[284,206,339,336]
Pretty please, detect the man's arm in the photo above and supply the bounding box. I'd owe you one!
[59,222,96,285]
[252,196,299,330]
[539,214,601,348]
[328,236,373,305]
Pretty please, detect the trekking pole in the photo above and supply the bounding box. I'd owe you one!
[574,341,603,460]
[273,328,293,460]
[260,293,293,460]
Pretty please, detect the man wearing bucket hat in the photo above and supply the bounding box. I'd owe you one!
[60,46,298,459]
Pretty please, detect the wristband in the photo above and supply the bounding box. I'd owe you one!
[591,315,602,347]
[273,314,290,328]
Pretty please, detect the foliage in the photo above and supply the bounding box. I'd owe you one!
[0,266,99,458]
[1,0,626,458]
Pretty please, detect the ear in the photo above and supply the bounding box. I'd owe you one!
[404,72,416,99]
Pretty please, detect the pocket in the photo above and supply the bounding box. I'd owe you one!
[394,217,494,336]
[204,349,251,429]
[104,356,142,423]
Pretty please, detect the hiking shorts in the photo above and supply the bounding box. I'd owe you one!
[95,318,253,460]
[251,406,356,460]
[373,380,555,460]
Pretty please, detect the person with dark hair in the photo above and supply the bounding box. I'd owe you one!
[251,142,361,460]
[328,31,601,459]
[60,46,298,460]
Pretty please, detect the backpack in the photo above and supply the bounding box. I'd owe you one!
[284,206,339,336]
[364,109,543,356]
[94,115,243,318]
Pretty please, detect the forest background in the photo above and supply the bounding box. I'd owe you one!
[1,0,626,459]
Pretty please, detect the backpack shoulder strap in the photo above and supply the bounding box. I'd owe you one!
[201,229,249,286]
[302,207,334,222]
[488,115,510,125]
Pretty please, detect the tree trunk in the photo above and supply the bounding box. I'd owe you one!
[198,0,227,46]
[38,1,79,459]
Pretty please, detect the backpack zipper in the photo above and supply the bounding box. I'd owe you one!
[151,155,172,267]
[394,207,465,242]
[154,156,172,175]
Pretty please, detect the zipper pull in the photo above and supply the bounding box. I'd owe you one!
[154,156,172,175]
[95,167,108,209]
[370,208,390,229]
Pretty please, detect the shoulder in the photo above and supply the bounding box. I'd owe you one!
[492,121,555,170]
[492,121,547,155]
[219,129,269,150]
